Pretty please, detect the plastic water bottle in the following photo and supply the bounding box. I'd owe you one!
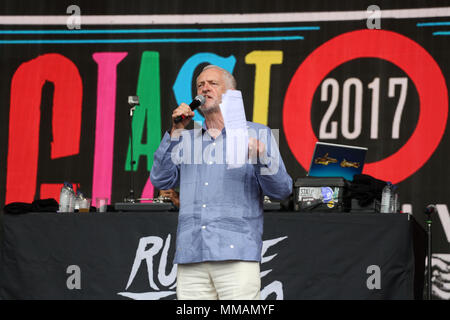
[390,185,399,213]
[74,190,84,213]
[59,182,74,213]
[68,186,76,212]
[380,182,393,213]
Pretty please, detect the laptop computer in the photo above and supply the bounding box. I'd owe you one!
[307,142,368,181]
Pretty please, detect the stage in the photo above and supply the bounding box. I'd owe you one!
[0,211,425,300]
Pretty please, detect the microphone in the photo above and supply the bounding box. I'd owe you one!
[128,96,139,107]
[174,95,206,124]
[425,204,436,216]
[128,96,139,116]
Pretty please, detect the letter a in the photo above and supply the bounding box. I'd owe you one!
[366,265,381,289]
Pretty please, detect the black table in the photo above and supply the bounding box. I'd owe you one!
[0,211,425,300]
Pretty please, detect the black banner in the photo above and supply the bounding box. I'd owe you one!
[0,211,423,300]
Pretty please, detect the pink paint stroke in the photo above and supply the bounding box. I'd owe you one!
[91,52,127,206]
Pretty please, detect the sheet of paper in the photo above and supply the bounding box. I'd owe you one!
[219,90,248,168]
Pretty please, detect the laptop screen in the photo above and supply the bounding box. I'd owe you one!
[307,142,368,181]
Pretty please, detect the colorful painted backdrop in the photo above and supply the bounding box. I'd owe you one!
[1,0,450,299]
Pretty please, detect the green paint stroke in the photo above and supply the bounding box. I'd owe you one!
[125,51,161,171]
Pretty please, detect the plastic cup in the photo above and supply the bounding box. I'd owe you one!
[96,197,108,212]
[79,198,91,212]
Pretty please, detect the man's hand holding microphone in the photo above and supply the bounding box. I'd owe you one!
[170,95,205,137]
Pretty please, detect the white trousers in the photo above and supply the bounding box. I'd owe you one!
[176,261,261,300]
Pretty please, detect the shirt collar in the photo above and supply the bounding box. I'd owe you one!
[201,120,226,137]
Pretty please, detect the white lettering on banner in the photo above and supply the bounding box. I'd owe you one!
[126,235,164,291]
[319,78,339,139]
[341,78,363,140]
[117,235,288,300]
[260,280,284,300]
[319,77,408,140]
[260,236,288,300]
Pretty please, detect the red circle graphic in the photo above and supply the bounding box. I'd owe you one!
[283,29,448,184]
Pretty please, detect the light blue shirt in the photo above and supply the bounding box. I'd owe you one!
[150,121,292,264]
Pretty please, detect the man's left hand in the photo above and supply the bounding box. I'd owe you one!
[248,137,266,162]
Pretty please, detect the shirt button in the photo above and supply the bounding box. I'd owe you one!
[213,142,216,146]
[202,226,206,230]
[230,245,234,249]
[208,161,213,165]
[204,182,208,186]
[202,204,206,208]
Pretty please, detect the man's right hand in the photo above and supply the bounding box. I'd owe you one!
[171,103,195,136]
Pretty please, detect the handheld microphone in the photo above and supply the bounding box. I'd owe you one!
[174,95,206,124]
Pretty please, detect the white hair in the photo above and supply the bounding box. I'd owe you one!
[197,64,237,90]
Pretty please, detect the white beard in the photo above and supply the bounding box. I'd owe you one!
[199,103,220,115]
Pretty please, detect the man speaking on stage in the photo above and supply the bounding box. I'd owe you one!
[150,65,292,300]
